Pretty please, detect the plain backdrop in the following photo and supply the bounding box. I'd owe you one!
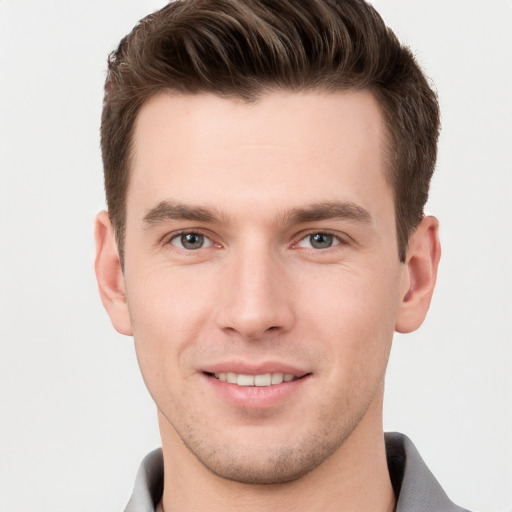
[1,1,511,511]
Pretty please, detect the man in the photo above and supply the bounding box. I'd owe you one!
[94,0,469,510]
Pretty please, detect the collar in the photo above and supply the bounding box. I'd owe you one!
[385,432,469,512]
[124,432,469,512]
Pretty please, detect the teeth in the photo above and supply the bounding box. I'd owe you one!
[226,372,237,384]
[271,372,284,384]
[254,374,271,386]
[212,372,298,386]
[237,374,254,386]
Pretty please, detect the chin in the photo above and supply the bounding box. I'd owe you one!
[176,416,360,485]
[193,444,328,485]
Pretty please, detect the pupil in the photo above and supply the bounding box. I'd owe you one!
[182,233,203,249]
[310,233,333,249]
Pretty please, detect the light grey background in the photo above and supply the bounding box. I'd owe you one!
[1,1,511,511]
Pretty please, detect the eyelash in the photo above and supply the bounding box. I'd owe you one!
[292,230,348,251]
[164,229,348,252]
[165,230,217,250]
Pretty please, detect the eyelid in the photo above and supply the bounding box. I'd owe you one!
[161,228,350,250]
[292,230,349,249]
[164,229,220,249]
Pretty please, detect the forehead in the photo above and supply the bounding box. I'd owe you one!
[128,90,391,221]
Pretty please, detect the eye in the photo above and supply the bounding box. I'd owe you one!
[296,232,341,250]
[169,232,213,250]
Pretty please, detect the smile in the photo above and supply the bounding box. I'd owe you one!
[210,372,300,386]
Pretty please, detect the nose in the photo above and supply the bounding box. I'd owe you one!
[215,246,295,341]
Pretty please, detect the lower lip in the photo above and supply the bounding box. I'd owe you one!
[203,373,311,409]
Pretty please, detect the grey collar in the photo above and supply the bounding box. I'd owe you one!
[124,432,470,512]
[385,432,469,512]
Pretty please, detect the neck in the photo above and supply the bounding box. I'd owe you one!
[158,393,395,512]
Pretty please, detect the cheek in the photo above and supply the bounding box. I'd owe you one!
[125,268,215,396]
[127,261,215,333]
[297,264,401,379]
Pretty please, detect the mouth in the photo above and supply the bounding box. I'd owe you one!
[202,366,312,408]
[205,371,305,387]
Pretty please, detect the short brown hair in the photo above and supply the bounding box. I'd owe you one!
[101,0,440,263]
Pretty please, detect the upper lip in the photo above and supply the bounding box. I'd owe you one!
[201,361,310,377]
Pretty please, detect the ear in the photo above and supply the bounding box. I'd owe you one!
[94,210,133,336]
[395,216,441,333]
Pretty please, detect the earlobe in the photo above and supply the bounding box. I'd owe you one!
[94,210,133,336]
[395,216,441,334]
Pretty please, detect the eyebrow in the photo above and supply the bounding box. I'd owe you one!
[142,201,225,227]
[284,201,373,226]
[142,199,373,228]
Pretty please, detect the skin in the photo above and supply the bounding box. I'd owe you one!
[95,91,440,512]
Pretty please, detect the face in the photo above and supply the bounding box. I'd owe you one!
[112,91,412,483]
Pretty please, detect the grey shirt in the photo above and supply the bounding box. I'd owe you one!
[124,432,470,512]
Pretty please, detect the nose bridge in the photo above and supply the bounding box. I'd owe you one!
[216,239,294,339]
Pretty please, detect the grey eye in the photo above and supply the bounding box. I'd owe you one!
[296,232,340,250]
[171,232,211,250]
[309,233,334,249]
